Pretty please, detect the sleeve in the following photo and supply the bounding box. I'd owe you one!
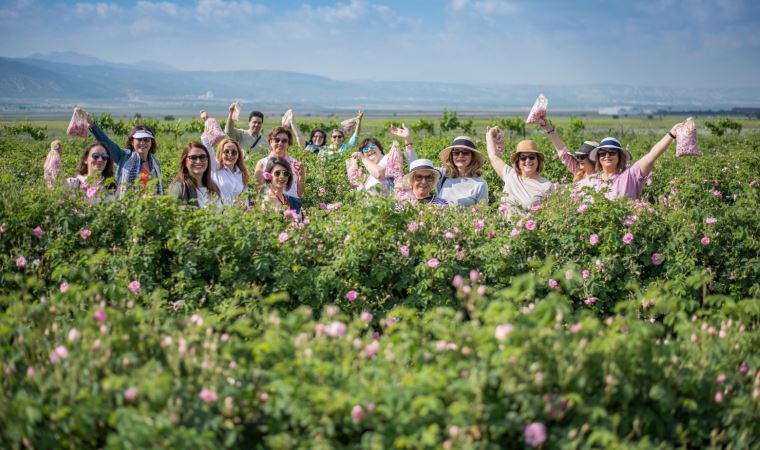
[478,179,490,204]
[404,145,418,164]
[89,123,127,164]
[629,161,646,182]
[557,147,579,174]
[502,164,514,181]
[339,134,359,153]
[167,181,184,201]
[201,134,220,174]
[227,127,244,142]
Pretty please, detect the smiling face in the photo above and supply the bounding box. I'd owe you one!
[596,148,620,174]
[221,141,239,169]
[517,153,540,177]
[361,142,382,162]
[450,149,473,172]
[575,155,596,175]
[131,137,153,160]
[185,146,209,181]
[411,170,436,199]
[86,145,109,176]
[249,116,263,135]
[331,130,345,147]
[270,132,290,157]
[312,131,326,146]
[270,163,291,191]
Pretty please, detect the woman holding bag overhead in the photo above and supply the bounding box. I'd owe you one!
[82,108,163,194]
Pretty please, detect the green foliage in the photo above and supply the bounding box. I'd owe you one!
[2,122,48,141]
[410,118,435,135]
[439,109,460,133]
[567,117,586,134]
[705,118,743,136]
[297,120,342,137]
[497,117,526,137]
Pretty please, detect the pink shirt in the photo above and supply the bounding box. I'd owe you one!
[575,162,646,200]
[557,147,579,175]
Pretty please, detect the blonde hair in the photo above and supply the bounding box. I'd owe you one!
[215,138,249,186]
[442,152,482,178]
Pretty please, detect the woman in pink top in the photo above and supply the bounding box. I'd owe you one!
[537,118,596,182]
[577,123,683,200]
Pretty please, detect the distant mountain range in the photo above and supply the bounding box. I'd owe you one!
[1,52,758,116]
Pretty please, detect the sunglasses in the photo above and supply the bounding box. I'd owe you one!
[271,137,289,144]
[133,137,152,143]
[90,152,109,161]
[361,143,378,153]
[187,154,208,162]
[223,149,239,156]
[575,155,588,161]
[451,150,471,157]
[413,174,435,183]
[332,135,344,139]
[272,170,290,178]
[518,154,537,161]
[597,149,619,158]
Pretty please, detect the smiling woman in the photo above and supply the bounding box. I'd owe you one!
[168,141,221,208]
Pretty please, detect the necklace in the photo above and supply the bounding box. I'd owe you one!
[270,190,287,205]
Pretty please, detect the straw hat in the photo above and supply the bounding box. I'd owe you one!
[509,139,545,164]
[589,137,632,162]
[574,141,599,158]
[439,136,485,166]
[401,159,441,187]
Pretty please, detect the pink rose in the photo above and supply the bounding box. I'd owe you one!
[427,258,440,269]
[570,322,582,333]
[510,228,520,237]
[452,274,463,288]
[407,221,419,232]
[124,387,138,401]
[263,172,272,181]
[705,217,717,225]
[49,345,68,363]
[128,280,141,294]
[199,389,218,403]
[474,220,485,231]
[80,228,92,240]
[60,282,69,293]
[577,204,588,213]
[16,256,27,268]
[364,340,380,358]
[589,234,599,246]
[278,232,289,243]
[324,321,346,337]
[584,296,598,305]
[622,232,634,244]
[94,310,107,322]
[525,220,537,231]
[360,311,373,322]
[351,405,364,423]
[33,226,43,238]
[582,270,590,280]
[494,324,513,341]
[346,290,358,302]
[651,253,664,266]
[701,236,711,246]
[399,245,410,256]
[548,279,558,289]
[524,422,547,447]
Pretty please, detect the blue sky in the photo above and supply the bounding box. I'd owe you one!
[1,0,759,88]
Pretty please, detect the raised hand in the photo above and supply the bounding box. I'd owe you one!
[351,151,363,161]
[389,124,411,139]
[200,110,208,122]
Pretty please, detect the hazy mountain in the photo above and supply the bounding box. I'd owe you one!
[1,53,759,115]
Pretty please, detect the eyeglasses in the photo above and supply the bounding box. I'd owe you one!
[187,154,208,162]
[332,135,344,139]
[271,137,289,144]
[361,143,377,153]
[413,174,435,183]
[272,170,290,178]
[223,149,239,156]
[90,152,109,161]
[451,150,471,157]
[518,154,537,161]
[133,137,152,143]
[597,149,619,158]
[575,155,588,161]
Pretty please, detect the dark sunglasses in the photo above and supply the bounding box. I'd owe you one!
[332,135,344,139]
[597,149,619,158]
[361,143,378,153]
[187,154,208,162]
[223,148,239,156]
[451,150,471,157]
[271,137,289,144]
[133,137,152,143]
[518,154,537,161]
[90,152,109,161]
[574,155,588,161]
[272,170,290,178]
[413,174,435,182]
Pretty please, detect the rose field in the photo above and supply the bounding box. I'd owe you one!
[1,116,759,449]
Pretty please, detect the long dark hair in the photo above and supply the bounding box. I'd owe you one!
[77,142,115,179]
[174,141,221,196]
[125,125,157,155]
[264,157,294,191]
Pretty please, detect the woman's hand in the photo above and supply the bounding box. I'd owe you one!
[351,151,363,161]
[537,117,553,131]
[228,102,236,114]
[389,124,411,139]
[356,110,364,120]
[670,122,684,136]
[486,126,502,140]
[200,110,208,122]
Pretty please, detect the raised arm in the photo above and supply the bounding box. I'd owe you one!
[342,111,363,151]
[390,123,417,162]
[486,126,508,179]
[224,102,235,135]
[289,114,307,149]
[295,161,305,197]
[200,132,220,174]
[354,151,385,180]
[86,113,126,164]
[638,123,683,177]
[538,117,578,174]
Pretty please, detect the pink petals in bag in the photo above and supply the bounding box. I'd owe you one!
[341,117,358,132]
[676,118,700,157]
[526,94,548,125]
[44,140,62,188]
[203,118,225,146]
[281,109,293,127]
[346,158,364,189]
[66,107,89,137]
[230,102,240,122]
[384,141,403,179]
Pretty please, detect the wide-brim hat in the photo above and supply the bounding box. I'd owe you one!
[439,136,485,166]
[589,137,632,162]
[573,141,599,158]
[509,139,545,164]
[401,158,441,187]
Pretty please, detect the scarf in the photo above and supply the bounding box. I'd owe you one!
[118,152,164,198]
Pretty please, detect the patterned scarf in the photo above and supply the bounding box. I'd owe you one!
[118,152,164,198]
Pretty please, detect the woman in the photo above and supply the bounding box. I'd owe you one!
[398,159,447,206]
[578,124,683,200]
[168,141,221,208]
[436,135,489,206]
[486,127,556,211]
[350,137,393,194]
[325,111,364,156]
[65,142,115,198]
[253,127,305,198]
[538,118,597,182]
[200,134,250,206]
[84,109,163,193]
[261,157,303,216]
[288,112,326,154]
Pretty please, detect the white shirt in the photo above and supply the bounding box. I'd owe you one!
[196,186,209,208]
[437,173,489,206]
[202,135,248,206]
[501,166,555,210]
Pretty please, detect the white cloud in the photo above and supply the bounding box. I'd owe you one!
[450,0,469,10]
[297,0,369,24]
[195,0,266,19]
[137,1,180,16]
[74,2,122,19]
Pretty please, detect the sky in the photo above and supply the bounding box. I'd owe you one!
[1,0,759,88]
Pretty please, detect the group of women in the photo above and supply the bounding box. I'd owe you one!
[49,105,685,217]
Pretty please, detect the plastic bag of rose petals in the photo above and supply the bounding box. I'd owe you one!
[526,94,548,124]
[493,128,505,157]
[346,158,363,189]
[675,117,700,157]
[341,117,358,132]
[66,107,89,137]
[44,140,62,188]
[385,141,403,179]
[231,102,240,122]
[281,109,293,127]
[203,118,225,146]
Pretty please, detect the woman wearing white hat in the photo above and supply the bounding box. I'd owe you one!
[436,136,489,206]
[399,159,448,206]
[486,127,556,211]
[537,118,596,182]
[577,122,683,199]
